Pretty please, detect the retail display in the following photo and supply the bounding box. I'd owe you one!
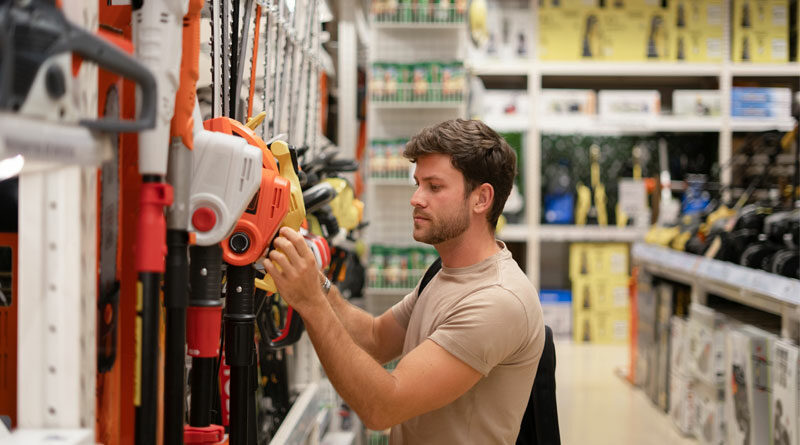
[539,89,597,116]
[732,87,794,118]
[368,139,413,179]
[370,61,466,103]
[570,243,630,344]
[672,90,722,117]
[540,289,573,337]
[467,0,531,61]
[772,339,799,445]
[371,0,467,24]
[732,0,791,63]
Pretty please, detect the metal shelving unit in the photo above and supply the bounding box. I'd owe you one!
[632,243,800,339]
[465,0,800,288]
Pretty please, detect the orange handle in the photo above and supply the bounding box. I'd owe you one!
[170,0,204,150]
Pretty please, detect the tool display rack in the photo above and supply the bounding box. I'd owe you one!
[469,0,800,289]
[363,3,469,317]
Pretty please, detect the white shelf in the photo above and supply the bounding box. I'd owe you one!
[632,243,800,316]
[539,115,724,135]
[538,225,648,242]
[497,224,530,242]
[484,116,530,133]
[366,287,416,295]
[371,101,465,110]
[373,21,465,30]
[730,118,797,132]
[369,177,414,186]
[537,62,722,77]
[468,60,530,76]
[729,63,800,76]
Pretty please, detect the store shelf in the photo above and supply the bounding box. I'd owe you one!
[371,101,465,109]
[497,224,530,242]
[485,116,530,133]
[539,115,724,134]
[632,243,800,316]
[538,225,649,242]
[730,117,797,132]
[366,286,416,295]
[729,62,800,76]
[369,177,415,186]
[270,380,335,445]
[468,60,530,76]
[372,21,465,30]
[538,62,722,77]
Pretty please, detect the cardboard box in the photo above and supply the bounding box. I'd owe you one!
[725,325,777,445]
[539,89,597,116]
[693,381,726,445]
[732,0,790,62]
[672,90,722,116]
[540,289,573,337]
[655,327,671,411]
[574,308,630,344]
[602,243,630,275]
[687,303,727,386]
[598,90,661,120]
[731,86,793,102]
[572,275,630,311]
[670,316,689,377]
[670,372,696,436]
[569,243,605,278]
[539,7,605,60]
[673,0,724,62]
[602,6,677,61]
[771,339,799,445]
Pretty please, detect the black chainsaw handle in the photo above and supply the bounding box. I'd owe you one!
[0,0,156,132]
[257,290,305,350]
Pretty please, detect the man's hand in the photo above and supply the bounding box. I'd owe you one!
[262,227,324,313]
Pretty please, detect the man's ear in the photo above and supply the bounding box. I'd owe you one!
[473,183,494,215]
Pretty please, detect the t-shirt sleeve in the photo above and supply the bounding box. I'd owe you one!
[390,289,418,329]
[428,288,528,376]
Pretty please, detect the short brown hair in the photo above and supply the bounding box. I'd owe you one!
[404,119,517,229]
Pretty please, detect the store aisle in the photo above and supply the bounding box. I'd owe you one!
[554,341,696,445]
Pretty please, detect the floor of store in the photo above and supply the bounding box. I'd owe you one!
[555,341,695,445]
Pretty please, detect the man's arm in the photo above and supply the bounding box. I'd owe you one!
[301,301,482,431]
[264,227,482,430]
[323,281,405,364]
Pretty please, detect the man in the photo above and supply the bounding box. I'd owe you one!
[264,119,545,444]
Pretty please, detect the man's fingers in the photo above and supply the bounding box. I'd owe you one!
[267,249,292,276]
[272,236,302,266]
[280,227,315,261]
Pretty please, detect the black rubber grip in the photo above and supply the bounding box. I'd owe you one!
[189,245,223,306]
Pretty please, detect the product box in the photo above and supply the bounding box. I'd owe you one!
[540,289,573,337]
[539,89,597,116]
[771,339,799,445]
[670,372,696,436]
[670,317,688,375]
[732,0,790,63]
[673,0,724,62]
[692,381,726,445]
[655,326,671,411]
[601,5,677,61]
[568,243,604,278]
[480,89,529,122]
[539,7,605,60]
[572,275,630,311]
[602,243,629,275]
[636,278,658,344]
[725,325,777,445]
[598,90,661,120]
[731,105,793,118]
[687,303,727,386]
[731,86,793,102]
[656,282,674,334]
[672,90,722,116]
[573,308,630,344]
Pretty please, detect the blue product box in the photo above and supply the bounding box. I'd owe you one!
[540,289,572,337]
[731,106,790,118]
[731,87,792,104]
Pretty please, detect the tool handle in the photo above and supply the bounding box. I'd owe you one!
[57,24,156,132]
[171,0,205,149]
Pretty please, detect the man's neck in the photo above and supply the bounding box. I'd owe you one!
[435,225,501,269]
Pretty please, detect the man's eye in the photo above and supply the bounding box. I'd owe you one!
[430,184,441,191]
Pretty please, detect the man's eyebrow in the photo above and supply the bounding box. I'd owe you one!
[414,174,445,182]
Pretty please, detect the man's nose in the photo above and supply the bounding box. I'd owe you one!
[410,188,425,208]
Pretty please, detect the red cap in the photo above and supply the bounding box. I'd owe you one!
[192,207,217,232]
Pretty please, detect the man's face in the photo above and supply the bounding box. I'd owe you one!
[410,154,472,245]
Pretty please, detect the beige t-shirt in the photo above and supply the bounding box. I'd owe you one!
[389,242,545,445]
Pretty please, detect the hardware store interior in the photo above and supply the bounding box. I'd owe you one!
[0,0,799,443]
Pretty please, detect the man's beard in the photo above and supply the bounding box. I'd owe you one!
[413,199,470,245]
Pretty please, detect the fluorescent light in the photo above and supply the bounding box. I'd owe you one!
[0,155,24,181]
